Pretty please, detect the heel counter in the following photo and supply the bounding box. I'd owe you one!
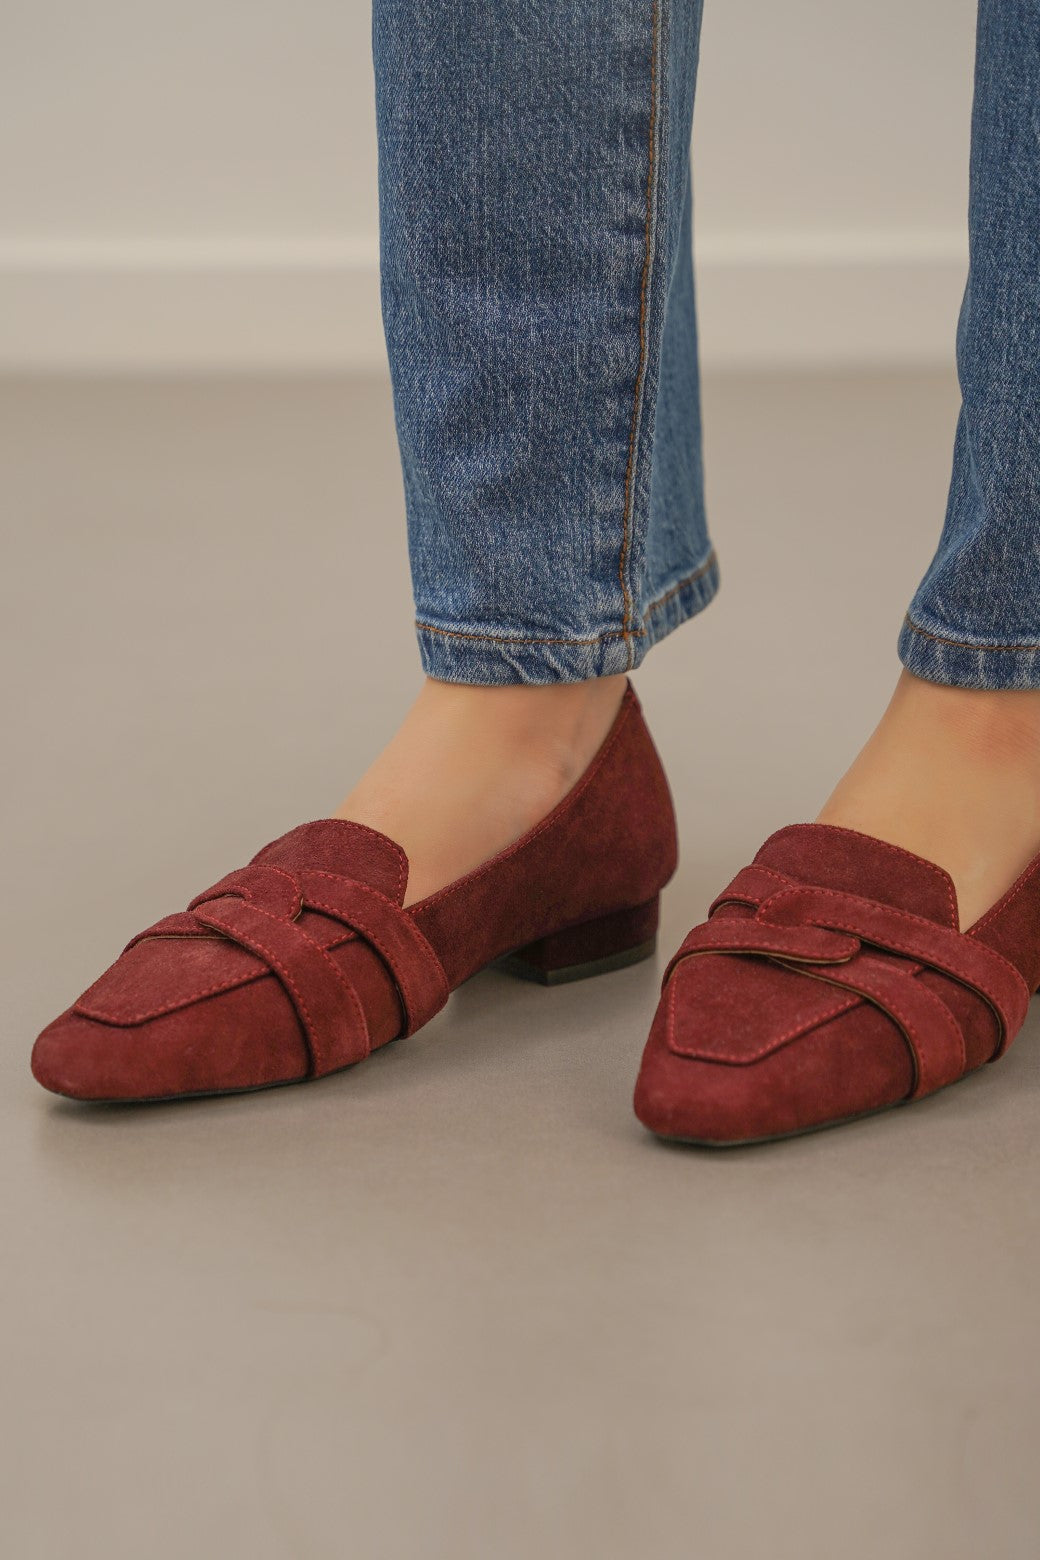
[623,686,679,894]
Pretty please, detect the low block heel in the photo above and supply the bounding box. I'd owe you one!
[499,896,660,986]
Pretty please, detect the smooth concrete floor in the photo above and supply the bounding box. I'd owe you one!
[3,370,1039,1560]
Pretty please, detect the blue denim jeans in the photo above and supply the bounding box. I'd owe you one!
[374,0,1038,690]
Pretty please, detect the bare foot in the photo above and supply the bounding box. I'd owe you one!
[338,674,628,904]
[818,669,1040,928]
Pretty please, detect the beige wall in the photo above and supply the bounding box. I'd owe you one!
[1,0,976,369]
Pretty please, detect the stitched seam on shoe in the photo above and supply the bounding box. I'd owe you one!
[950,937,1027,1006]
[665,950,951,1065]
[708,862,794,911]
[209,901,368,1064]
[764,823,958,925]
[412,691,638,914]
[307,896,412,1014]
[77,907,371,1026]
[666,965,864,1061]
[784,958,965,1097]
[254,819,408,900]
[669,890,931,1061]
[618,0,663,662]
[258,863,298,898]
[757,883,1024,1000]
[80,696,637,1025]
[190,861,300,914]
[305,865,408,913]
[740,864,792,887]
[903,613,1040,655]
[803,884,1026,995]
[681,929,858,959]
[76,926,369,1024]
[668,888,1021,1064]
[75,964,264,1022]
[805,959,959,1096]
[969,853,1040,937]
[305,890,447,1006]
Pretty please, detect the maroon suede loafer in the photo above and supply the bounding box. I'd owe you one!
[634,823,1040,1145]
[34,685,675,1103]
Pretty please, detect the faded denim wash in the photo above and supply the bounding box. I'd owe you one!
[374,0,1040,690]
[900,0,1040,689]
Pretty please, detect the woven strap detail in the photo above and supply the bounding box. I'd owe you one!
[669,877,1030,1098]
[293,870,449,1038]
[184,860,448,1076]
[195,897,372,1074]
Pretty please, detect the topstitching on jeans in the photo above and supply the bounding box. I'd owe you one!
[903,613,1040,654]
[414,548,717,649]
[618,0,663,666]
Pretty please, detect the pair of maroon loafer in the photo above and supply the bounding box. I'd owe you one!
[32,684,1040,1143]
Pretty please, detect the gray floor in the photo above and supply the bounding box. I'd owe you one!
[3,371,1039,1560]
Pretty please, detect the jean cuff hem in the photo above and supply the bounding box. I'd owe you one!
[416,550,720,685]
[898,612,1040,690]
[638,550,720,661]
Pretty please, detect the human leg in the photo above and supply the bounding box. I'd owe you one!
[32,1,714,1099]
[637,0,1040,1143]
[345,0,714,901]
[821,0,1040,930]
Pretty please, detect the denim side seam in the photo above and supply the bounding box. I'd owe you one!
[381,0,712,687]
[639,545,719,657]
[618,0,666,667]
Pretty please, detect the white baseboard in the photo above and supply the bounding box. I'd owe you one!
[0,233,965,374]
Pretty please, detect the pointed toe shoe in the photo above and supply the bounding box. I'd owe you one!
[35,685,676,1103]
[635,823,1039,1145]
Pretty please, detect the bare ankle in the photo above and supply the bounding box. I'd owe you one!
[336,673,630,903]
[819,669,1040,927]
[891,671,1040,769]
[413,673,628,782]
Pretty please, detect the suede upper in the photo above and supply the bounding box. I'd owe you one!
[74,820,413,1030]
[635,823,1040,1144]
[33,683,678,1102]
